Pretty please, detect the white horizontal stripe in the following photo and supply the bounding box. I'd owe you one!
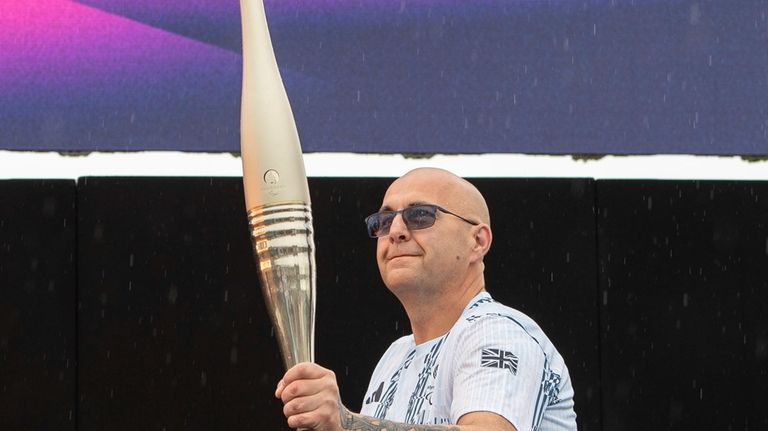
[0,151,767,180]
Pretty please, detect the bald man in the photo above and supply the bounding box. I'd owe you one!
[276,168,577,431]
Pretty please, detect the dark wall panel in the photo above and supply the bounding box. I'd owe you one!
[598,181,768,431]
[8,176,768,430]
[77,178,285,430]
[0,180,77,430]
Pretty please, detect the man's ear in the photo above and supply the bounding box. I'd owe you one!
[470,224,492,262]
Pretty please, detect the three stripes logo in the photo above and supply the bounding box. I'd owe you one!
[480,348,518,375]
[365,381,385,404]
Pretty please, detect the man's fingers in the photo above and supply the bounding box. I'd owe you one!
[287,412,316,430]
[282,362,334,385]
[275,379,285,399]
[284,393,338,429]
[283,393,320,417]
[279,372,336,403]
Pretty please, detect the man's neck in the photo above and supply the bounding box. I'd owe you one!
[402,274,486,345]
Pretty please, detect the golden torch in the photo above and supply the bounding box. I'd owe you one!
[239,0,316,380]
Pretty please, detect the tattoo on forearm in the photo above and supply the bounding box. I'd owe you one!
[339,405,460,431]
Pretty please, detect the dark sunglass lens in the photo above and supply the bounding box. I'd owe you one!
[365,215,380,237]
[403,205,437,230]
[367,212,395,237]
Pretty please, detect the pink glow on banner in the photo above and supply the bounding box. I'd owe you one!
[0,0,235,98]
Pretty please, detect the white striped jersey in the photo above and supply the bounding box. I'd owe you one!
[359,291,577,431]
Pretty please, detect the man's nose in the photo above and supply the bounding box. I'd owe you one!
[387,213,410,242]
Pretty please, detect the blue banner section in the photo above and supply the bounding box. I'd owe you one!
[1,0,766,155]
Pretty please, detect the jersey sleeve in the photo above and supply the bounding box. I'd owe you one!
[450,314,547,431]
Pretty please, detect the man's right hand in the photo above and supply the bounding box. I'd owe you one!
[276,362,344,431]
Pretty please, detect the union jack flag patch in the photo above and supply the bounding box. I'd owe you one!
[481,348,518,375]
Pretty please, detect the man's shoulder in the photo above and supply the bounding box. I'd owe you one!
[455,293,551,351]
[457,293,575,382]
[462,294,536,329]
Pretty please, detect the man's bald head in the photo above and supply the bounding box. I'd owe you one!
[386,167,490,227]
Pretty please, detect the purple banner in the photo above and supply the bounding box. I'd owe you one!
[1,0,766,155]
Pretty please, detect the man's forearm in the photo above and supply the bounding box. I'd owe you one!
[339,406,459,431]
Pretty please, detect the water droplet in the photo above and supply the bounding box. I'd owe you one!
[168,286,178,305]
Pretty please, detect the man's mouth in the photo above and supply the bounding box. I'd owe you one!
[388,253,418,261]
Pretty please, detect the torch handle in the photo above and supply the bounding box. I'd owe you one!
[248,203,316,370]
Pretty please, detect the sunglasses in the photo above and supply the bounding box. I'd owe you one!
[364,204,479,238]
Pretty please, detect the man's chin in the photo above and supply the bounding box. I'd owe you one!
[383,272,416,291]
[385,254,421,269]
